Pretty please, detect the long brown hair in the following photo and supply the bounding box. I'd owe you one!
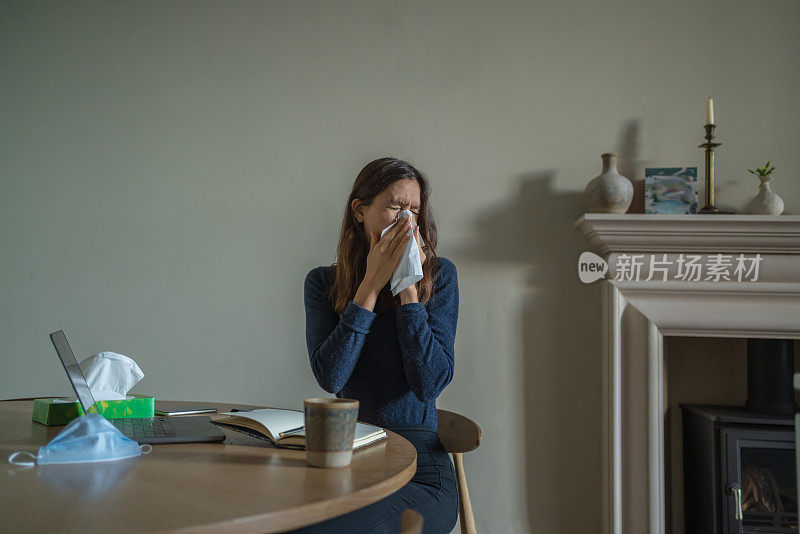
[329,157,439,314]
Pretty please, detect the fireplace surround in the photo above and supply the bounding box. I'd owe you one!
[575,214,800,534]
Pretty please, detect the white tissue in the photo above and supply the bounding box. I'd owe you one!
[78,352,144,401]
[379,209,424,296]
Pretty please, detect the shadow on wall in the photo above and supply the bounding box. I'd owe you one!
[619,119,649,214]
[457,172,603,531]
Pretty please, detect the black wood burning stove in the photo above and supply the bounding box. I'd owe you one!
[681,339,798,533]
[682,405,796,533]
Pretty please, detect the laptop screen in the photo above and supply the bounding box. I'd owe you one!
[50,330,97,413]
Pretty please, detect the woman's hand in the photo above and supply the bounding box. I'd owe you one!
[399,222,426,305]
[353,218,412,310]
[414,222,427,266]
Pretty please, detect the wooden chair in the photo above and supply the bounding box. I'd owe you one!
[400,508,424,534]
[437,409,482,534]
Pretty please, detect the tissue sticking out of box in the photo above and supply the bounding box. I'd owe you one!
[78,352,144,401]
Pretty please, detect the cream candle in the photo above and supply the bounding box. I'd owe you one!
[706,97,714,124]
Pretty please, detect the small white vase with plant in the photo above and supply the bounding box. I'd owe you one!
[744,161,784,215]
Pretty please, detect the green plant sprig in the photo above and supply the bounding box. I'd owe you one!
[747,161,775,187]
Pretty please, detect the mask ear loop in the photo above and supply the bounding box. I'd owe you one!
[139,444,152,455]
[8,451,37,467]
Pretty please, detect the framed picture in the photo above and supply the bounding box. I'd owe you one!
[645,167,698,214]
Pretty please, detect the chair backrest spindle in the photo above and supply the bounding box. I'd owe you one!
[437,409,481,534]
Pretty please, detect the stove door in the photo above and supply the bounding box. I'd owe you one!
[722,427,796,534]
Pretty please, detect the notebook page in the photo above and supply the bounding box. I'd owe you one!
[354,423,385,441]
[218,408,304,437]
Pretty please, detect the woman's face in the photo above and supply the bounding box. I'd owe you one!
[353,179,421,241]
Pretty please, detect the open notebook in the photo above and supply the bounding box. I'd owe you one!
[212,408,387,450]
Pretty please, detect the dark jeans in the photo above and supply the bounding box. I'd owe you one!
[285,424,459,534]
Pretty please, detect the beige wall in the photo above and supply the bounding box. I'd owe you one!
[2,1,798,532]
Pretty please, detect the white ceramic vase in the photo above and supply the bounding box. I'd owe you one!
[744,175,784,215]
[584,153,633,214]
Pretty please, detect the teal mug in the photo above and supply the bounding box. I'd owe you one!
[304,398,359,468]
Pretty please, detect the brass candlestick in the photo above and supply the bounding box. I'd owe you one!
[697,123,732,214]
[697,124,721,213]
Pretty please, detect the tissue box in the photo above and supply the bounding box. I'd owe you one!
[32,395,155,426]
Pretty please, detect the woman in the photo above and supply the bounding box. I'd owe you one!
[291,157,459,534]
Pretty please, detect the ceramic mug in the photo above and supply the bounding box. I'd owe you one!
[304,398,359,468]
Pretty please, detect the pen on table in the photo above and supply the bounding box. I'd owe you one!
[227,409,304,437]
[228,410,304,437]
[279,426,305,438]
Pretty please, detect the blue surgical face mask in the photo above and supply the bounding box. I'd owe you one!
[8,413,151,466]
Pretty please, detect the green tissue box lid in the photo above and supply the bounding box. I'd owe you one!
[32,395,155,426]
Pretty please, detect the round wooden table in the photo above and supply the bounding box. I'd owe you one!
[0,400,417,533]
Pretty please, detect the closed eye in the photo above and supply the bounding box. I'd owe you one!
[390,205,420,215]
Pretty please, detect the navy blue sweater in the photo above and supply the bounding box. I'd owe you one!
[303,257,458,430]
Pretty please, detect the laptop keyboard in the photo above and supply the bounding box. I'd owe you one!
[111,417,176,438]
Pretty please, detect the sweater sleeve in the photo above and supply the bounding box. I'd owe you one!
[395,257,459,402]
[304,267,377,394]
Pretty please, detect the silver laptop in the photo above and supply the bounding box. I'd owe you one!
[49,330,226,445]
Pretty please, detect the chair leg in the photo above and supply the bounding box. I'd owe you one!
[453,452,476,534]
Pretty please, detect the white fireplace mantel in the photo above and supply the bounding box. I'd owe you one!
[574,214,800,534]
[578,214,800,254]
